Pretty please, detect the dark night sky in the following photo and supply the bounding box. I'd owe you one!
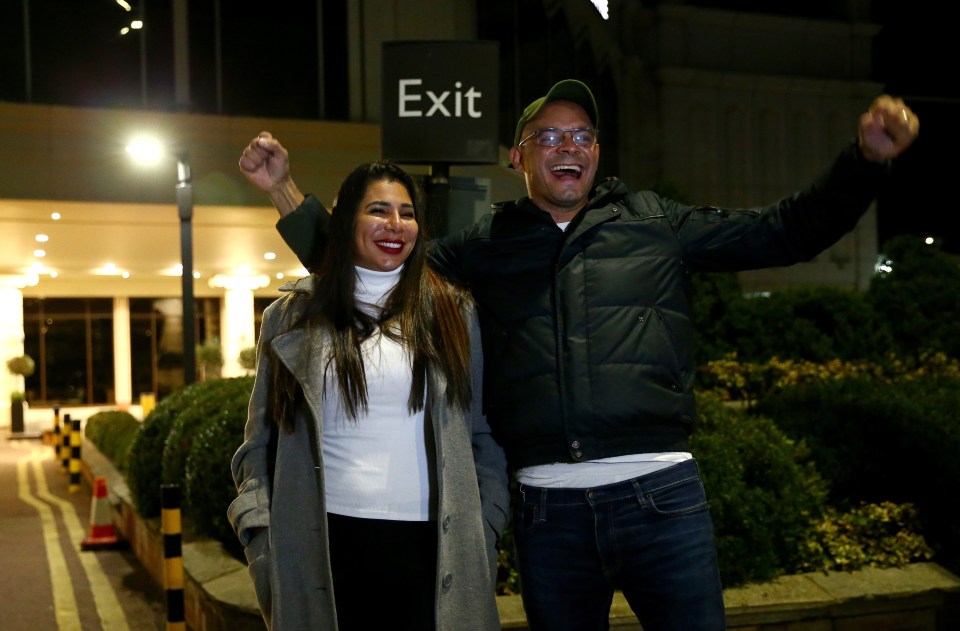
[872,1,959,253]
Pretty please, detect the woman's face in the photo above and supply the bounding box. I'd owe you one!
[352,179,419,272]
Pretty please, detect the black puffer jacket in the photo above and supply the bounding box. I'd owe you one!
[429,142,888,468]
[280,142,888,469]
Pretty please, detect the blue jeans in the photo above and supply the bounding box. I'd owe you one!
[512,459,726,631]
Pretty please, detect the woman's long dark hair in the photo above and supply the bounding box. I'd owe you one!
[271,161,472,432]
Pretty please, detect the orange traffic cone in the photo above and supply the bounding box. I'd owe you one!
[81,476,127,551]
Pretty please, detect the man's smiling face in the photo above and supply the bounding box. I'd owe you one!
[510,100,599,221]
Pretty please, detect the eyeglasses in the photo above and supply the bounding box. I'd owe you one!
[518,127,598,148]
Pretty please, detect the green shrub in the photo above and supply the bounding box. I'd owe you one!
[161,378,254,512]
[182,377,254,551]
[84,412,111,445]
[718,286,892,364]
[797,501,933,573]
[126,386,198,518]
[691,394,829,587]
[753,374,960,564]
[84,410,141,472]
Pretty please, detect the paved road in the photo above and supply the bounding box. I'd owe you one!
[0,430,168,630]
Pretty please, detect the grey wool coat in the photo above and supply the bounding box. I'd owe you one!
[228,277,510,631]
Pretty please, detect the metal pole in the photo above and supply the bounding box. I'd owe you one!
[426,162,451,237]
[139,0,148,108]
[23,0,32,102]
[176,154,195,386]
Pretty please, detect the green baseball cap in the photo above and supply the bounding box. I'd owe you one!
[513,79,599,146]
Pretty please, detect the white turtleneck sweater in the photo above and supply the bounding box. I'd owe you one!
[321,265,435,522]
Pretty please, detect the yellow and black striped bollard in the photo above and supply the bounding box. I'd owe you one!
[68,417,81,493]
[52,406,61,456]
[60,413,72,473]
[161,484,186,630]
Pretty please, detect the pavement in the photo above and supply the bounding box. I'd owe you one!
[0,429,167,631]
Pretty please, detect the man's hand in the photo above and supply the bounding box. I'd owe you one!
[239,132,305,217]
[858,95,919,163]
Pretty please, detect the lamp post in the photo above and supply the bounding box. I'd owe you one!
[175,151,195,386]
[127,138,195,386]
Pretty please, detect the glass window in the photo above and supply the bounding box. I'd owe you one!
[22,296,220,405]
[23,297,114,405]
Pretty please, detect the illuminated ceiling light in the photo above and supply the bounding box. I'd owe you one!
[120,27,130,35]
[122,272,130,279]
[103,263,118,274]
[264,252,277,260]
[36,234,49,242]
[193,271,201,279]
[116,0,132,10]
[34,249,46,258]
[51,212,61,220]
[925,236,935,245]
[276,272,284,279]
[30,262,57,277]
[126,136,165,165]
[131,20,143,29]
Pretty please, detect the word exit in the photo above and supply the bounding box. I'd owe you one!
[398,79,483,118]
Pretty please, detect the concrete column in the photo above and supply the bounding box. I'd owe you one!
[113,297,132,407]
[0,274,38,429]
[209,274,269,378]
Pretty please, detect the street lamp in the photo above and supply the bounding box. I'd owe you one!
[127,138,196,386]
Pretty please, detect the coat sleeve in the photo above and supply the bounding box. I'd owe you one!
[227,300,281,547]
[464,306,510,572]
[669,140,890,272]
[276,194,330,272]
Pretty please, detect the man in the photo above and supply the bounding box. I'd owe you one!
[239,79,918,631]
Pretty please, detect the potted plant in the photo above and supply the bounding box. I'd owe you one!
[6,354,35,433]
[195,339,223,381]
[238,347,257,374]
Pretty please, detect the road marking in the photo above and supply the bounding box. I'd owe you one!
[17,452,82,631]
[31,453,132,631]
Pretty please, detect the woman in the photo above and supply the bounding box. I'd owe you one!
[228,160,509,630]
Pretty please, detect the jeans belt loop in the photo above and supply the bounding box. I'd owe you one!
[631,478,647,508]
